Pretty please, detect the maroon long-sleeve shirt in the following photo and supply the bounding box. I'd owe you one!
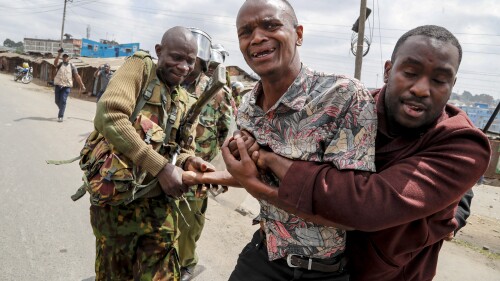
[279,87,491,281]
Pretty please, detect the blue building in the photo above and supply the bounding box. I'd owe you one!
[457,102,500,133]
[80,38,139,58]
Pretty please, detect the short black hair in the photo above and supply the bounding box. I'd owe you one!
[245,0,298,26]
[391,25,462,66]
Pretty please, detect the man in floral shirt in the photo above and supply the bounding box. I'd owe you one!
[222,0,377,280]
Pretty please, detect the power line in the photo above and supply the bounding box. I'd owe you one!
[3,0,500,39]
[363,26,500,37]
[0,6,64,15]
[88,1,500,39]
[0,2,62,10]
[34,7,496,79]
[3,0,500,89]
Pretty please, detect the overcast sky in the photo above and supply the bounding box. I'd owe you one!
[1,0,499,99]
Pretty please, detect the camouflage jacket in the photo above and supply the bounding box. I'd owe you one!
[185,73,233,162]
[85,52,196,205]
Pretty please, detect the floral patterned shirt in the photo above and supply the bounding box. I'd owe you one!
[237,65,377,260]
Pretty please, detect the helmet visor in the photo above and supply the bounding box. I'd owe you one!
[189,28,212,62]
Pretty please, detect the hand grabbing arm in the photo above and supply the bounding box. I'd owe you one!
[228,130,260,160]
[183,156,215,173]
[157,163,186,198]
[180,156,238,187]
[223,137,352,229]
[222,136,277,200]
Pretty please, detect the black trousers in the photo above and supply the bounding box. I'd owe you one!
[228,230,350,281]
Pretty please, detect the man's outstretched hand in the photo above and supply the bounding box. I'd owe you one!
[157,157,216,198]
[181,156,216,186]
[184,156,215,173]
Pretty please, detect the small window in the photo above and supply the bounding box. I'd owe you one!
[88,45,93,50]
[125,48,132,53]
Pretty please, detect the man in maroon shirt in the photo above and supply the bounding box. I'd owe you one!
[222,25,491,280]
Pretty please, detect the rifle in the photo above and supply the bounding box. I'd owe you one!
[170,64,227,164]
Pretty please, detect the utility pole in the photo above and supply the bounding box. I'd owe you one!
[60,0,68,47]
[354,0,367,80]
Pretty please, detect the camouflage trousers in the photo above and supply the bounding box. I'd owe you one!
[90,196,181,281]
[177,195,208,268]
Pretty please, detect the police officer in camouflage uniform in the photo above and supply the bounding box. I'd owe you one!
[194,44,233,162]
[89,26,214,281]
[178,29,234,281]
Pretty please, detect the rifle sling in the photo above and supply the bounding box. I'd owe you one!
[126,78,178,200]
[129,78,158,123]
[130,77,177,146]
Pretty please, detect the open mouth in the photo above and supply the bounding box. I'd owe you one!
[251,48,276,58]
[407,104,423,112]
[402,101,425,118]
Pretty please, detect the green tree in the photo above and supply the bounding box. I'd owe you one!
[461,90,473,102]
[477,94,494,105]
[3,38,16,47]
[3,39,24,53]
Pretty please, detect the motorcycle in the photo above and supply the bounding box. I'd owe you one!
[14,66,33,84]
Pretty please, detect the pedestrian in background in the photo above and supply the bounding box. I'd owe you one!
[93,63,113,101]
[53,49,85,122]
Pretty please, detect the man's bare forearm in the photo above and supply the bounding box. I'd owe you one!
[54,53,61,67]
[75,75,85,89]
[201,170,241,187]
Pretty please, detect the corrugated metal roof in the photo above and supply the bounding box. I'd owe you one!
[1,53,256,87]
[0,52,134,70]
[41,56,129,71]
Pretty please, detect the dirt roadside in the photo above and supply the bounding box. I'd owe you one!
[454,183,500,255]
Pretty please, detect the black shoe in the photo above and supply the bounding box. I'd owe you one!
[181,266,194,281]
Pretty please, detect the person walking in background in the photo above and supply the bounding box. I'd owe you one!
[53,49,85,122]
[230,81,244,115]
[93,63,113,101]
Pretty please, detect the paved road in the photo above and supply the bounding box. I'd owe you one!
[0,72,498,281]
[0,73,97,280]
